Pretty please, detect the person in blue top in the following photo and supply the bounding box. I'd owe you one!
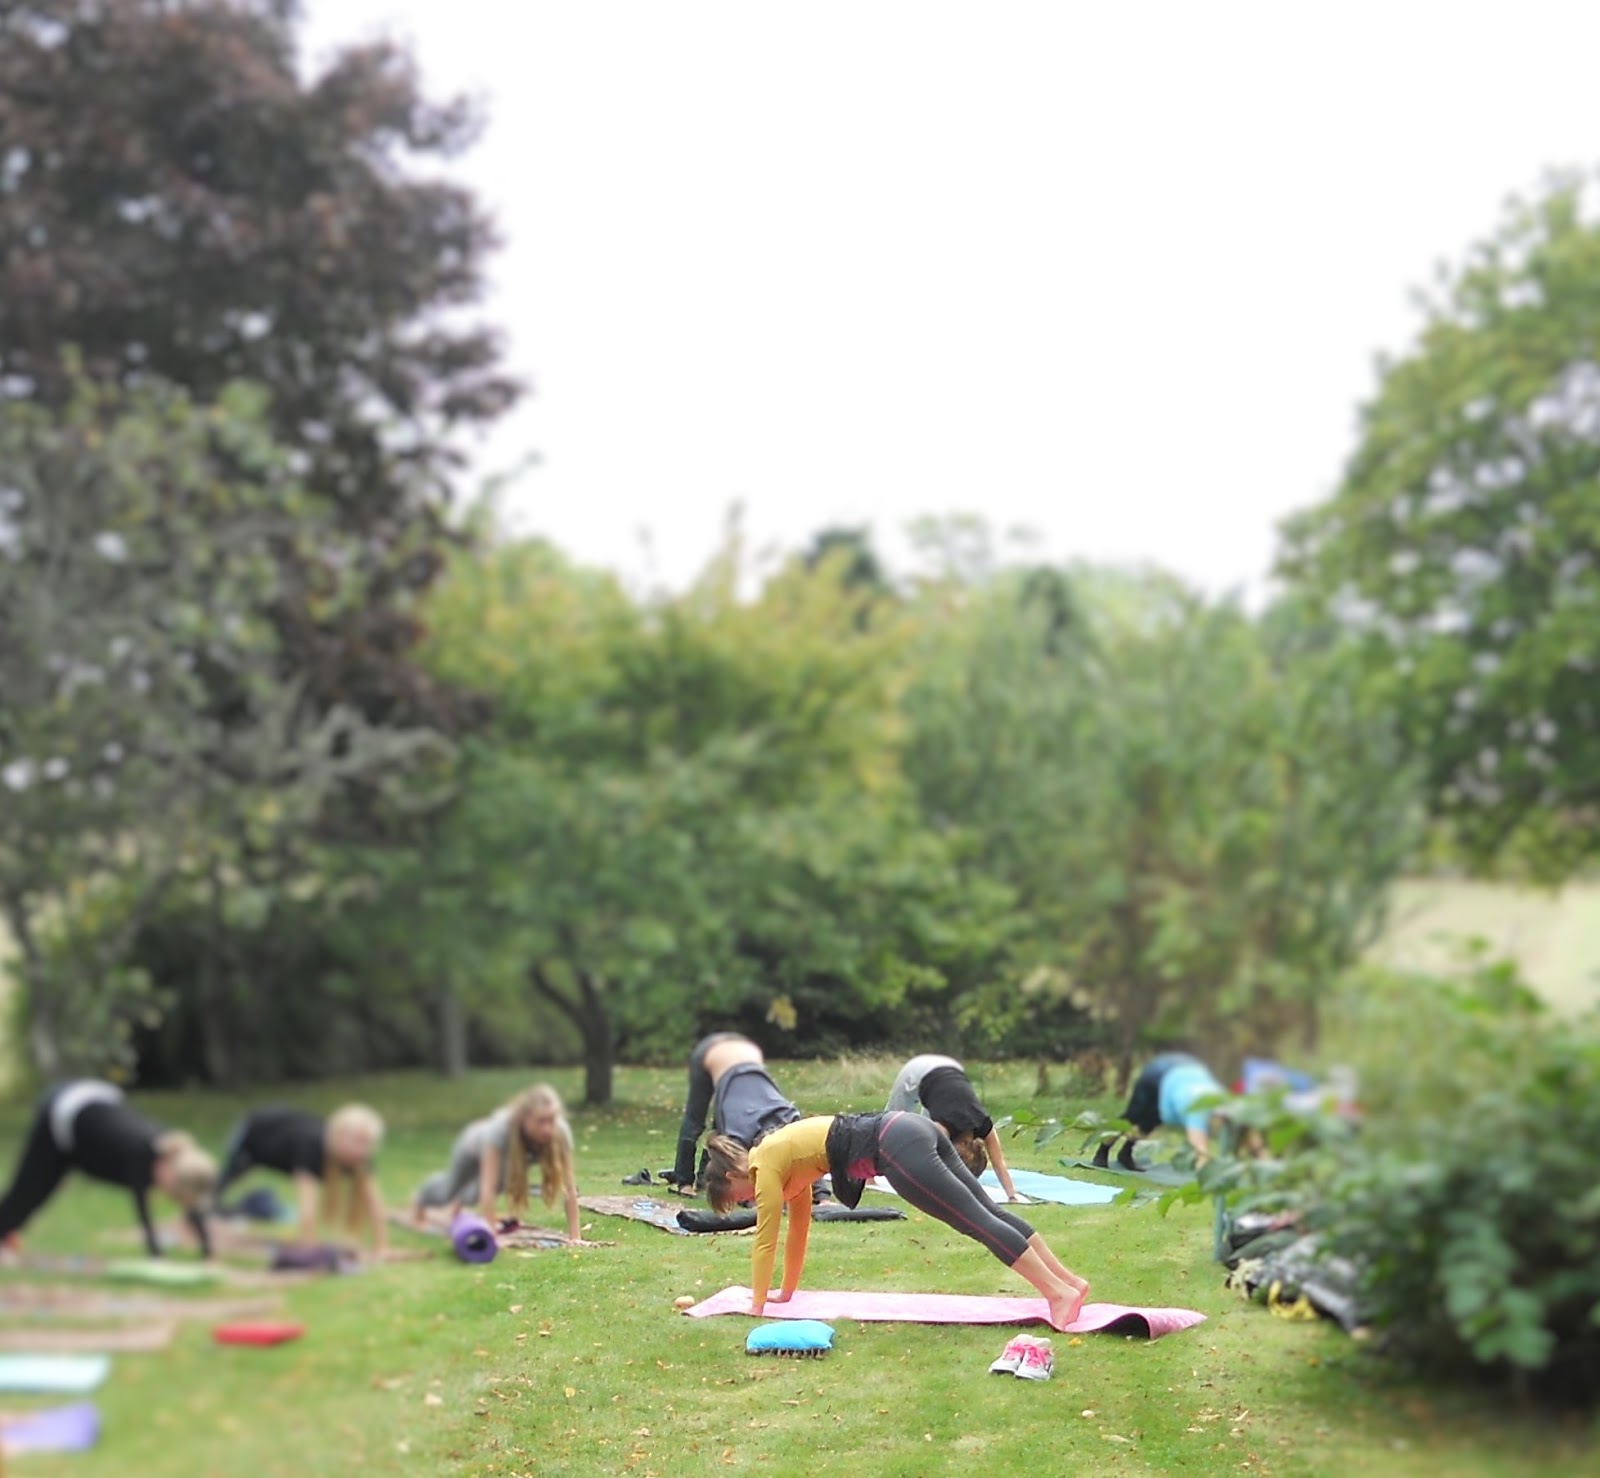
[1093,1052,1228,1171]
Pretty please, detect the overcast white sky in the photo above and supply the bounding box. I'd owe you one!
[303,1,1600,599]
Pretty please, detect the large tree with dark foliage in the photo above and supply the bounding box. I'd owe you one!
[0,0,519,723]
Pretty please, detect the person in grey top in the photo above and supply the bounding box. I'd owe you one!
[886,1054,1029,1202]
[412,1084,582,1242]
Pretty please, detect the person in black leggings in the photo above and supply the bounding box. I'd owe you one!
[668,1032,803,1196]
[0,1080,216,1259]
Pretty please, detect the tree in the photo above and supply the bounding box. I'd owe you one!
[902,556,1420,1085]
[1280,175,1600,877]
[0,0,517,724]
[396,533,951,1103]
[0,374,440,1075]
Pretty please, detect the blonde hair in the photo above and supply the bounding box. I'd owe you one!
[704,1133,751,1214]
[503,1084,574,1217]
[321,1103,384,1240]
[154,1132,217,1211]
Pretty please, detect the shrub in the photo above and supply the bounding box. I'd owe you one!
[1178,963,1600,1404]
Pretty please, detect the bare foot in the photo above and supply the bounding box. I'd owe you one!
[1048,1285,1087,1331]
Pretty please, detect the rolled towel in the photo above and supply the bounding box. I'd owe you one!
[450,1211,499,1265]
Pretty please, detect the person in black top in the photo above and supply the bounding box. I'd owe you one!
[215,1102,388,1257]
[669,1033,805,1197]
[884,1054,1029,1202]
[0,1080,216,1259]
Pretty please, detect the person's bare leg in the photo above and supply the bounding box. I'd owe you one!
[1028,1233,1089,1304]
[1012,1247,1086,1331]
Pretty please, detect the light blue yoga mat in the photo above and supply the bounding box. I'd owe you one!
[0,1354,111,1394]
[979,1168,1120,1206]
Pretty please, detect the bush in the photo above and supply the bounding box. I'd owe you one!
[1187,963,1600,1404]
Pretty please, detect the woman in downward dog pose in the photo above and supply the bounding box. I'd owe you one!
[885,1053,1027,1201]
[215,1102,388,1257]
[0,1079,216,1260]
[669,1032,801,1196]
[412,1084,582,1243]
[1092,1052,1229,1171]
[705,1112,1090,1330]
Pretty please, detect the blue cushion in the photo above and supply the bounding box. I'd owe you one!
[745,1320,834,1354]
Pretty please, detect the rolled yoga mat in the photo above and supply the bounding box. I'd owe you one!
[682,1286,1207,1338]
[450,1211,499,1264]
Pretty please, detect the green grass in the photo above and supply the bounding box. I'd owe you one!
[2,1061,1597,1477]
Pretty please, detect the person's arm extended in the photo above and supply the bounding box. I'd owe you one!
[564,1165,581,1243]
[1186,1126,1211,1163]
[364,1174,389,1256]
[775,1184,812,1300]
[985,1130,1025,1201]
[294,1172,320,1244]
[188,1207,214,1261]
[477,1145,502,1222]
[749,1165,785,1312]
[134,1188,162,1258]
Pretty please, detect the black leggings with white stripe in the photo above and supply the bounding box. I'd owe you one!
[872,1111,1034,1265]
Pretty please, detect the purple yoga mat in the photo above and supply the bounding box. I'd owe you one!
[450,1211,499,1265]
[682,1286,1206,1338]
[2,1401,101,1455]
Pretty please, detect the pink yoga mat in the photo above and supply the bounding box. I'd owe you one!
[682,1286,1205,1338]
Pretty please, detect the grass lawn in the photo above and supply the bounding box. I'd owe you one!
[1,1058,1595,1477]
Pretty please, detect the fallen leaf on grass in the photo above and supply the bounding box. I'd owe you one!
[564,1387,576,1399]
[424,1393,442,1408]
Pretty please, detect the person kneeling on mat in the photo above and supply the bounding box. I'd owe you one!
[215,1103,388,1259]
[668,1033,805,1199]
[885,1053,1028,1202]
[411,1084,583,1244]
[1093,1052,1228,1171]
[0,1080,216,1260]
[706,1113,1090,1331]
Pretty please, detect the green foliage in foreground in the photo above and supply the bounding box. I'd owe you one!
[1165,968,1600,1406]
[2,1060,1595,1476]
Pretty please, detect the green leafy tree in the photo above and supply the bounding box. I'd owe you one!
[0,376,438,1075]
[1280,175,1600,876]
[389,533,961,1103]
[903,555,1420,1084]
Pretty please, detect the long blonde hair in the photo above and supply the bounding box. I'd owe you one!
[154,1132,217,1211]
[321,1103,384,1239]
[503,1084,574,1217]
[704,1133,751,1214]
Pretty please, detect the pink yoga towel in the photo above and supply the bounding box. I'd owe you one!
[682,1286,1205,1338]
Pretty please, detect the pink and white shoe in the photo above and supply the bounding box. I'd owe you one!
[988,1334,1037,1374]
[1014,1338,1055,1381]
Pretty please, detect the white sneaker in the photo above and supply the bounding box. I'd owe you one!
[1014,1339,1055,1381]
[988,1335,1037,1374]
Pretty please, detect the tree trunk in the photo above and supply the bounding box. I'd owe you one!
[528,960,614,1106]
[438,979,468,1078]
[577,970,613,1106]
[199,862,233,1085]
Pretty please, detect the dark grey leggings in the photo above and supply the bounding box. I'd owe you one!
[874,1111,1034,1266]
